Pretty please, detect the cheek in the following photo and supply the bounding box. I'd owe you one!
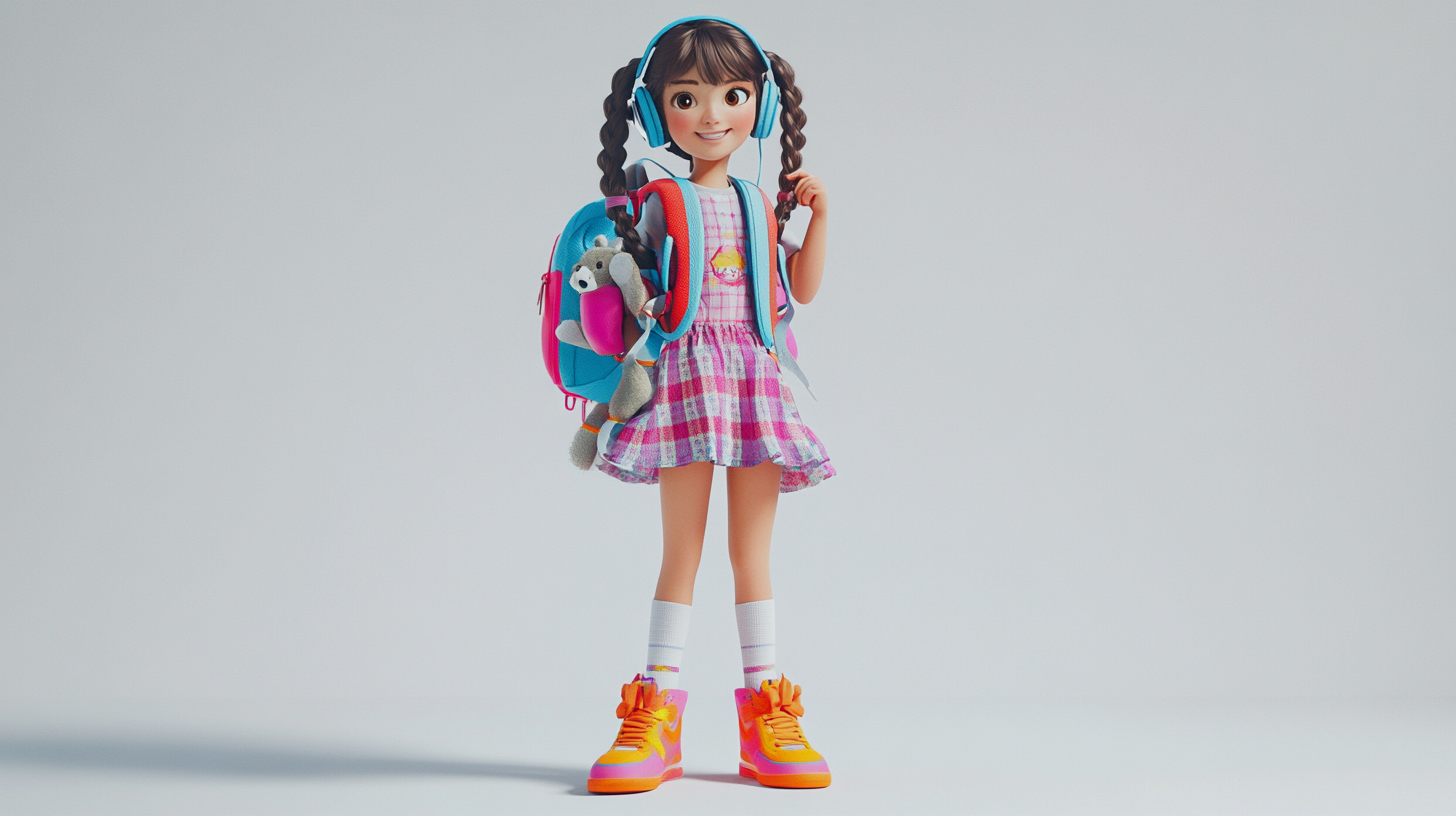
[664,105,697,143]
[726,101,758,131]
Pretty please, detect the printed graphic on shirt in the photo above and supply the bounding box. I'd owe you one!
[701,194,753,324]
[710,245,746,286]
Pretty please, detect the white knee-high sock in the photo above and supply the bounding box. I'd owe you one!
[645,600,691,690]
[735,600,777,690]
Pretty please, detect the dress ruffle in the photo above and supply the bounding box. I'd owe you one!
[597,322,834,494]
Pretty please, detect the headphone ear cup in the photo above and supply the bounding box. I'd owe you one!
[633,86,667,148]
[755,79,779,140]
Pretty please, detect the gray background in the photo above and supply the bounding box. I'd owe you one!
[1,4,1453,810]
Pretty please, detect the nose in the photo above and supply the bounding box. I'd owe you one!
[570,267,599,292]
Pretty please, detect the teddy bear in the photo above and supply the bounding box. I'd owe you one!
[555,235,663,470]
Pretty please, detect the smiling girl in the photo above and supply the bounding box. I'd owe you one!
[583,18,834,794]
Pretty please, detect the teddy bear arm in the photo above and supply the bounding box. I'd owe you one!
[555,320,591,349]
[609,253,648,315]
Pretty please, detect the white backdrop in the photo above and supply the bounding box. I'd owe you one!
[2,1,1453,707]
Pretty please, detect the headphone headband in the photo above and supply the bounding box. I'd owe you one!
[632,16,774,86]
[627,16,779,148]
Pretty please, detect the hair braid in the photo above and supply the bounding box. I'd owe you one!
[597,58,654,269]
[768,52,805,230]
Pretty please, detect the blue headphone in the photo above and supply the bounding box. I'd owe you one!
[628,16,780,149]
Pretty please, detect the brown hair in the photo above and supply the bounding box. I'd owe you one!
[597,20,807,268]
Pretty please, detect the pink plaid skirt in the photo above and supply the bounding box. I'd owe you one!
[598,322,835,493]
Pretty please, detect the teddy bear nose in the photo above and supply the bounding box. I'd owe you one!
[570,267,599,293]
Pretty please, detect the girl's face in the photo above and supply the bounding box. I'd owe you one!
[661,67,757,164]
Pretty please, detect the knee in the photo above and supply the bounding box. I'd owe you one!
[727,544,768,574]
[662,539,705,568]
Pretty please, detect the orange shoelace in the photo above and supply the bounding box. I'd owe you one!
[749,676,808,749]
[613,680,668,748]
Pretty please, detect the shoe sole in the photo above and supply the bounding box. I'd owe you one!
[739,763,831,789]
[587,766,682,794]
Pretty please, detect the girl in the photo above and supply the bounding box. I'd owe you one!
[583,18,833,794]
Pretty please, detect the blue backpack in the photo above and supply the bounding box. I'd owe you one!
[538,161,810,418]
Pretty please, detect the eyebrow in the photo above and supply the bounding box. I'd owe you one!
[666,79,701,86]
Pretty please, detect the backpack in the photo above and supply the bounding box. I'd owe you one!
[539,161,810,421]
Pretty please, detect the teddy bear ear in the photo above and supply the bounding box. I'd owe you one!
[593,234,609,247]
[610,238,623,251]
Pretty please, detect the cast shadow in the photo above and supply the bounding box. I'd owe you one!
[683,771,757,787]
[0,734,591,795]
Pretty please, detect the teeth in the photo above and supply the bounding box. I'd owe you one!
[698,130,728,141]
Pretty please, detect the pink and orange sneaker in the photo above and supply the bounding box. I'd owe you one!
[735,675,831,789]
[587,675,687,794]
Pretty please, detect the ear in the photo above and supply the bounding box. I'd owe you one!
[608,252,637,287]
[610,238,624,251]
[593,234,609,248]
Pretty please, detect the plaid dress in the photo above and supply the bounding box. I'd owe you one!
[598,188,835,493]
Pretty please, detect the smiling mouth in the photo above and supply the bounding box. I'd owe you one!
[696,129,729,141]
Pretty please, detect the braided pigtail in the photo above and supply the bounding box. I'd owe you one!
[597,58,654,270]
[768,52,805,231]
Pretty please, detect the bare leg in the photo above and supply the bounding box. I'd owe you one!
[655,462,714,604]
[726,460,782,604]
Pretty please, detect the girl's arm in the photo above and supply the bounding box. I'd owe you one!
[784,170,828,304]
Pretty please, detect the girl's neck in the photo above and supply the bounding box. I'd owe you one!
[687,155,732,189]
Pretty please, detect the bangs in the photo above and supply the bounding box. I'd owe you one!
[649,21,764,88]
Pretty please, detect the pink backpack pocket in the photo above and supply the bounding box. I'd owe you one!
[579,287,626,357]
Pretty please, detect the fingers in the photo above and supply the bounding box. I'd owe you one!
[794,177,824,207]
[783,170,827,212]
[785,169,819,189]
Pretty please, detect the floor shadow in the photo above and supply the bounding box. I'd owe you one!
[683,771,757,787]
[0,734,586,793]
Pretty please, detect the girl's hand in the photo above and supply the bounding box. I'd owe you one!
[786,170,828,215]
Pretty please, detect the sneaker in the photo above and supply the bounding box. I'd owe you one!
[735,675,831,788]
[587,675,687,794]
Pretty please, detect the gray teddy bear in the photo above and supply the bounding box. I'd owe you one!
[555,235,663,470]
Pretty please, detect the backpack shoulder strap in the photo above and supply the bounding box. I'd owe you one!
[634,178,703,340]
[732,177,814,397]
[730,178,780,352]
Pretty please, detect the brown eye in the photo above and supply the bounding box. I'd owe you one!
[725,88,750,106]
[672,92,695,110]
